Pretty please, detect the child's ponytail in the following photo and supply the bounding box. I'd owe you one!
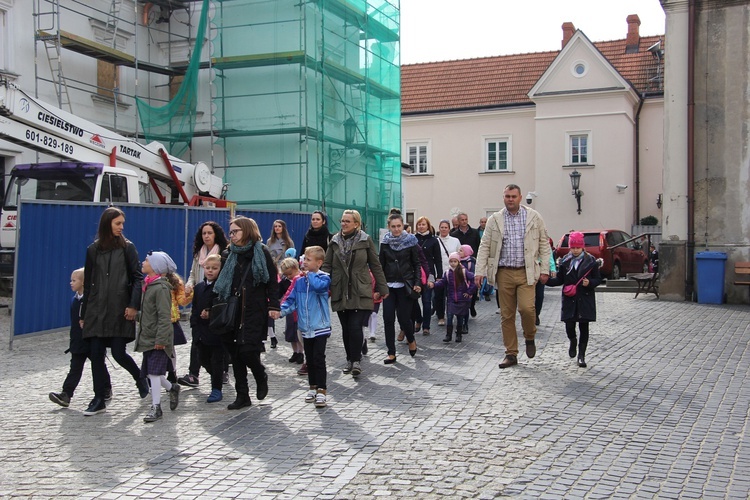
[454,262,467,287]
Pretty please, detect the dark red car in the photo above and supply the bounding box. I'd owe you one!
[555,230,649,279]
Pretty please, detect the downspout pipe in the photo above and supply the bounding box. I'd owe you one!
[635,93,645,223]
[686,0,696,300]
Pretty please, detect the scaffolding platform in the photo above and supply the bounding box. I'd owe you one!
[38,30,184,76]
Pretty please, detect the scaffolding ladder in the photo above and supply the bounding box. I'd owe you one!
[35,0,72,112]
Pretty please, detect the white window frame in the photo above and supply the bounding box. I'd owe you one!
[405,141,430,175]
[566,131,592,166]
[484,136,512,172]
[0,4,12,74]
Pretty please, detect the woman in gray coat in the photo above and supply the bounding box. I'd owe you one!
[322,209,388,377]
[81,207,148,416]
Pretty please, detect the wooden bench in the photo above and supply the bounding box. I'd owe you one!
[630,272,659,299]
[733,262,750,287]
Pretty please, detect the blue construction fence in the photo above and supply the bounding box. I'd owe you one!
[11,201,310,338]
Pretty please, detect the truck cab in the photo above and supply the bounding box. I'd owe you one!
[0,162,141,258]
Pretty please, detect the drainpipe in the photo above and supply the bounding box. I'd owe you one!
[634,93,645,223]
[686,0,696,300]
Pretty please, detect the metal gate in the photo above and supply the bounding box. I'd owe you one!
[10,201,309,343]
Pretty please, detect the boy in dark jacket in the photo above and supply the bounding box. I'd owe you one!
[190,254,226,403]
[49,268,111,408]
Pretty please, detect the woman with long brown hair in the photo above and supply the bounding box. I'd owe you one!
[81,207,147,415]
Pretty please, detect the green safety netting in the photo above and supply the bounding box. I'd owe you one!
[211,0,401,233]
[135,0,210,157]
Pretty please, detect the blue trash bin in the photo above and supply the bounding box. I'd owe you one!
[695,251,727,304]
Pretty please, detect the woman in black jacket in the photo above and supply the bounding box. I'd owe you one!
[379,212,422,363]
[81,207,147,416]
[414,216,442,336]
[300,210,332,256]
[214,216,280,409]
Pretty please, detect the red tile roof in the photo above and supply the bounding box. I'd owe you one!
[401,34,664,115]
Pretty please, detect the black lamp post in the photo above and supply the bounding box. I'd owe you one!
[569,169,582,214]
[656,193,662,209]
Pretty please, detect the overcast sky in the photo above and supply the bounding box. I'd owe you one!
[399,0,666,65]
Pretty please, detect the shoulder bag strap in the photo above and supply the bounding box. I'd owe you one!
[438,238,450,257]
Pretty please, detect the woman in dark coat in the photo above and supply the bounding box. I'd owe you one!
[300,210,332,256]
[546,231,602,368]
[379,212,422,364]
[81,207,147,416]
[414,216,442,336]
[214,216,280,410]
[322,209,388,377]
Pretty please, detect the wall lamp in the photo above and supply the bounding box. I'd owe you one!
[329,117,360,169]
[656,193,662,209]
[569,169,583,214]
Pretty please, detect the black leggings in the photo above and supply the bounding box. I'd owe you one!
[90,337,141,398]
[337,309,370,362]
[565,320,589,353]
[383,287,416,356]
[228,345,266,398]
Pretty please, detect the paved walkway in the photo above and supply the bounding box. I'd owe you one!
[1,292,749,498]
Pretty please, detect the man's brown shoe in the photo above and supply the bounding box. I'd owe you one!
[525,340,536,358]
[498,355,518,369]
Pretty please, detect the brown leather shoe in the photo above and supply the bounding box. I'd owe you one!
[498,355,518,369]
[525,340,536,359]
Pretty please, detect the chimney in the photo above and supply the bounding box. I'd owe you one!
[625,14,641,53]
[561,22,575,48]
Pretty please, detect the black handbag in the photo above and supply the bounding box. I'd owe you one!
[210,264,251,336]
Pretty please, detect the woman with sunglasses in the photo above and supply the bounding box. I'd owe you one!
[214,216,280,410]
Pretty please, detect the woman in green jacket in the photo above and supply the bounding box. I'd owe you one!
[322,209,388,377]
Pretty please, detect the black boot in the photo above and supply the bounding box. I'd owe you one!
[443,326,453,343]
[462,324,469,336]
[455,327,462,343]
[227,393,252,410]
[578,341,587,368]
[568,334,577,358]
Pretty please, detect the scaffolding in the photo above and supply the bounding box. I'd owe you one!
[211,0,401,233]
[29,0,401,232]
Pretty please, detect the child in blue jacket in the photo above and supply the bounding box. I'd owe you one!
[271,246,331,408]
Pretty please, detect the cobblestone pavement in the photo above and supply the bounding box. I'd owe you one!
[1,292,750,498]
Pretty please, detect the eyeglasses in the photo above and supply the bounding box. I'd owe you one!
[229,229,241,236]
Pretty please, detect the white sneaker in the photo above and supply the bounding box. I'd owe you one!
[305,390,316,403]
[314,392,327,408]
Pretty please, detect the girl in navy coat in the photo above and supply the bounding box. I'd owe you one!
[546,231,602,368]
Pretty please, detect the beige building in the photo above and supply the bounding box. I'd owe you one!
[659,0,750,303]
[401,16,665,244]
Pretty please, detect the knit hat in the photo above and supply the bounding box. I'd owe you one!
[568,231,585,249]
[460,244,474,257]
[449,252,461,261]
[285,248,297,258]
[147,251,177,275]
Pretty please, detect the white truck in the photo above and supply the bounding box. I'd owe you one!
[0,80,229,271]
